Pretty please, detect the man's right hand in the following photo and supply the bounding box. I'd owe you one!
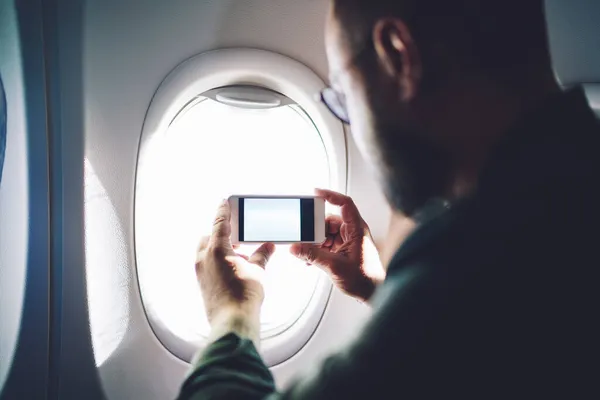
[290,189,385,303]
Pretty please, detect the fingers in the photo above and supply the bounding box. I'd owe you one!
[290,243,339,270]
[212,200,232,246]
[326,215,343,234]
[322,215,342,249]
[249,243,276,269]
[316,189,361,224]
[322,233,344,252]
[332,234,344,252]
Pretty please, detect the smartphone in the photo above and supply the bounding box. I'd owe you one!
[229,195,326,245]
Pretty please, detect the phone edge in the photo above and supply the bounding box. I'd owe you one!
[314,197,326,244]
[229,196,240,245]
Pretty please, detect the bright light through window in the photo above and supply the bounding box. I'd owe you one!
[135,91,330,348]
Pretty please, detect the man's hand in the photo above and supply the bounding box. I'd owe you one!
[195,200,275,345]
[291,189,385,303]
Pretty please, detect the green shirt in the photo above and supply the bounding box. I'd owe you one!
[179,333,276,399]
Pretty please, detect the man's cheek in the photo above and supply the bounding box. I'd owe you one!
[351,120,380,164]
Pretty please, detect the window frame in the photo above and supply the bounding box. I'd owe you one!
[135,48,348,367]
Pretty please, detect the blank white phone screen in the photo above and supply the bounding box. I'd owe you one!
[243,198,301,242]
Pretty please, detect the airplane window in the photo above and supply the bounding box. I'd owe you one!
[135,86,331,361]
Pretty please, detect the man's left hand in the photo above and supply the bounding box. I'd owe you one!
[195,200,275,344]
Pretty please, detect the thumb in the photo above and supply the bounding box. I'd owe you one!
[249,243,276,269]
[290,243,339,270]
[212,199,232,246]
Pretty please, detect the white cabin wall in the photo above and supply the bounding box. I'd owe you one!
[0,2,29,391]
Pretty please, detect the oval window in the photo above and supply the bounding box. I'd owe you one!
[136,85,333,363]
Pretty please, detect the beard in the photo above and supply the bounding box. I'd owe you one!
[372,123,451,217]
[355,65,451,217]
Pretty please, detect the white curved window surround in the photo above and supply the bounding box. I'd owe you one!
[135,49,347,366]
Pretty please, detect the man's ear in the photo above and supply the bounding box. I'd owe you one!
[372,19,422,101]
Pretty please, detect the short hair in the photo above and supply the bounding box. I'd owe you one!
[333,0,551,78]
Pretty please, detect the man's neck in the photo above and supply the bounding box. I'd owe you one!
[430,72,562,200]
[380,212,417,268]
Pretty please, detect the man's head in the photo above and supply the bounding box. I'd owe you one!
[325,0,554,215]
